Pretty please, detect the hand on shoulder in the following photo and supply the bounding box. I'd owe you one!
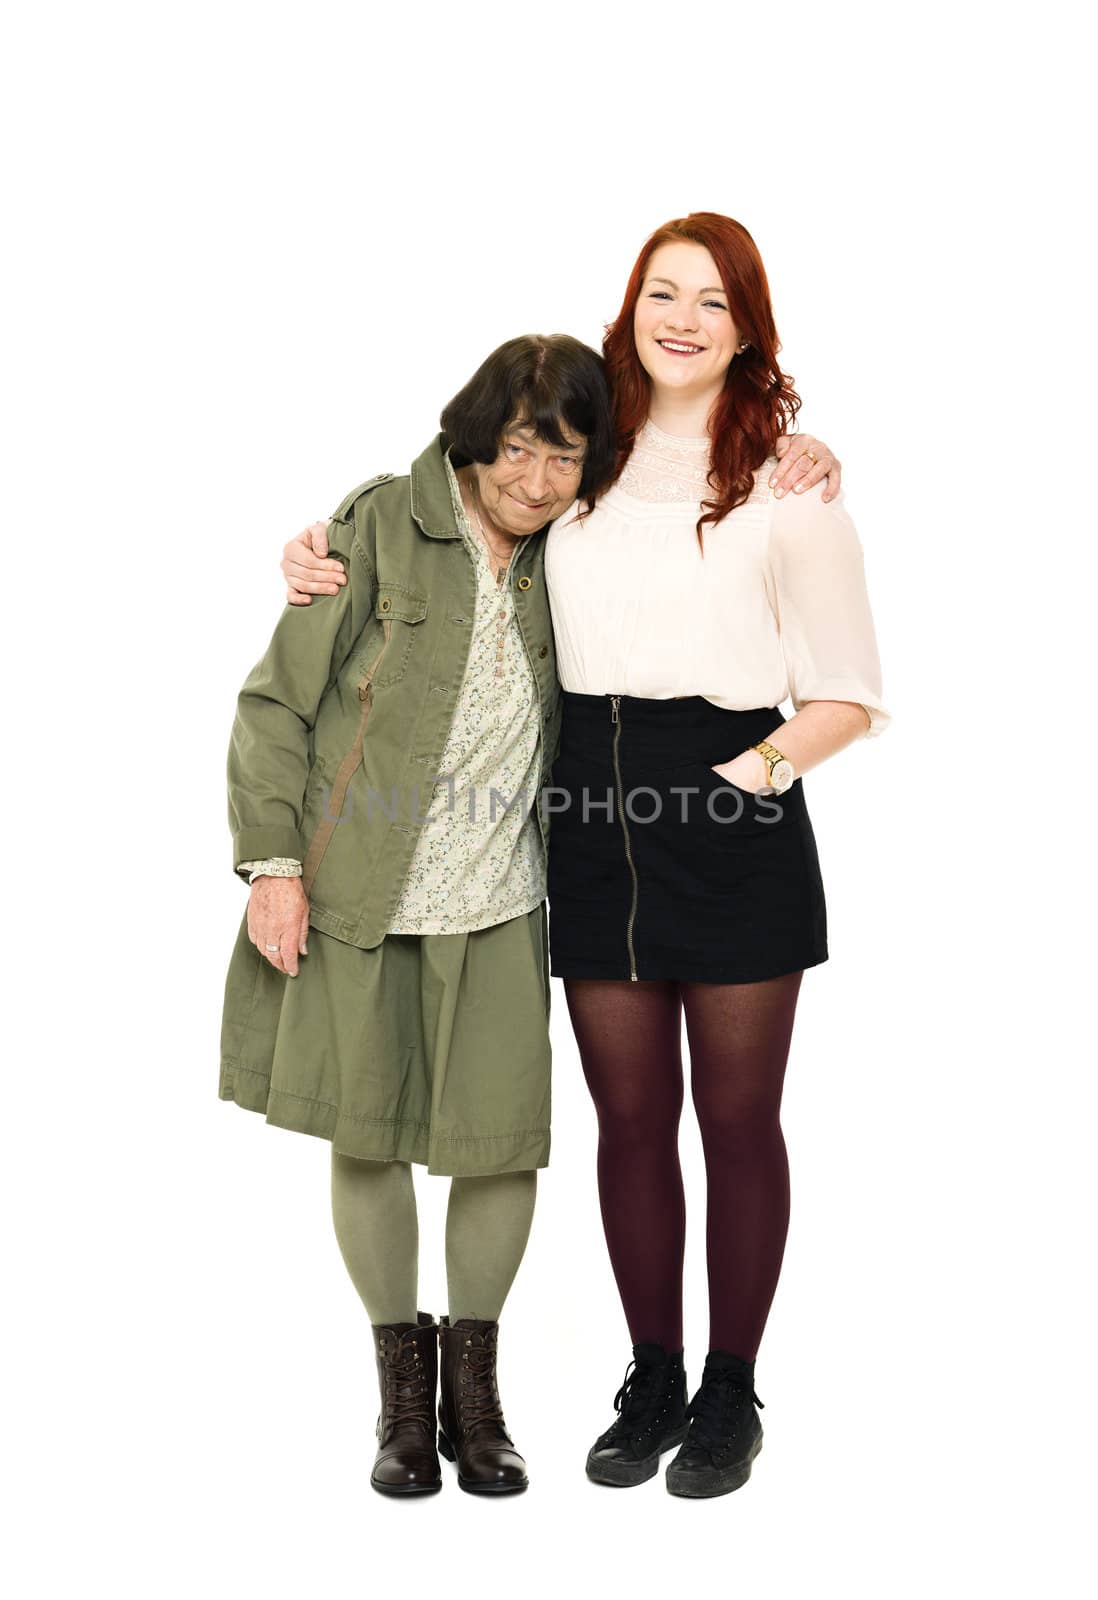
[771,434,842,503]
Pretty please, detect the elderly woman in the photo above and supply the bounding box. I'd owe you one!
[220,334,615,1496]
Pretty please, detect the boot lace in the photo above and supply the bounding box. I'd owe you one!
[459,1342,509,1437]
[381,1335,432,1434]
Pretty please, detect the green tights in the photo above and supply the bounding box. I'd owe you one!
[330,1151,537,1327]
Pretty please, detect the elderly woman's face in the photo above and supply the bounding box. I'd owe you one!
[473,420,586,536]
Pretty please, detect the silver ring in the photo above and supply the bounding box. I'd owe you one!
[264,943,280,953]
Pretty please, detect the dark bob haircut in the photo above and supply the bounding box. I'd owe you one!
[440,334,617,508]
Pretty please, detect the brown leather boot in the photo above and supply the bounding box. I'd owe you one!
[370,1312,442,1496]
[437,1317,528,1494]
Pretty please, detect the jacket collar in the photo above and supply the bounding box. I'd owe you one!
[409,435,463,540]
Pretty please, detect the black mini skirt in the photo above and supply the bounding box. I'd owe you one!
[546,692,828,984]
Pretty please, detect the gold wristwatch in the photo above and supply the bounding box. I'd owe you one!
[752,739,796,794]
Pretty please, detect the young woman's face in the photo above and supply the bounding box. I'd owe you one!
[633,241,742,402]
[472,420,587,536]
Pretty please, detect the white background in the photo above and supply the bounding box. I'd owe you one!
[4,1,1093,1595]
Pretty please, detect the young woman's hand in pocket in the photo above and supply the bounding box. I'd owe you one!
[710,748,769,791]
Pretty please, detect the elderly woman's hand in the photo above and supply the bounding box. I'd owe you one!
[770,435,842,502]
[282,521,346,606]
[248,876,310,976]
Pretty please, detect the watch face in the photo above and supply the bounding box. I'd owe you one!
[770,759,795,793]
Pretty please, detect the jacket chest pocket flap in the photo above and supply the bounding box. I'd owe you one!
[370,582,429,685]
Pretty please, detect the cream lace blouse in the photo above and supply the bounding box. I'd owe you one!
[545,419,890,735]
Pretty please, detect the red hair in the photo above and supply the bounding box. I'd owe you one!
[603,212,802,544]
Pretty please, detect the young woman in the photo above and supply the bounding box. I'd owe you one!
[280,213,889,1499]
[220,335,616,1498]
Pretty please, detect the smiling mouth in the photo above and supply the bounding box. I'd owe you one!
[507,492,549,511]
[657,339,705,356]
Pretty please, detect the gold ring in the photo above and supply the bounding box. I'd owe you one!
[804,449,818,465]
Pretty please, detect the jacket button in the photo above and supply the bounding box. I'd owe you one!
[379,597,392,612]
[517,576,532,591]
[538,645,548,658]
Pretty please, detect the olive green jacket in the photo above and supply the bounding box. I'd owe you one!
[227,436,561,950]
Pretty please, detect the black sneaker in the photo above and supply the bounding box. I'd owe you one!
[664,1350,764,1498]
[585,1342,689,1487]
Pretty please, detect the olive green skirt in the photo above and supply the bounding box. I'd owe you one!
[219,903,551,1176]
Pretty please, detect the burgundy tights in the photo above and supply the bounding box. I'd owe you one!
[564,972,803,1361]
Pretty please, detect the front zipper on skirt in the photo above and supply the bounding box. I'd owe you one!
[610,695,639,981]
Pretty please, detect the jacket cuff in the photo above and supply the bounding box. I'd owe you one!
[233,826,306,879]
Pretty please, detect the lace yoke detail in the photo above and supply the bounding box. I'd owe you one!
[617,420,712,503]
[617,419,775,508]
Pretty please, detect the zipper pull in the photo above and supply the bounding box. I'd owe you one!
[610,695,620,725]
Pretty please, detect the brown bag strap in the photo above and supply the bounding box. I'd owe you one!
[301,619,391,898]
